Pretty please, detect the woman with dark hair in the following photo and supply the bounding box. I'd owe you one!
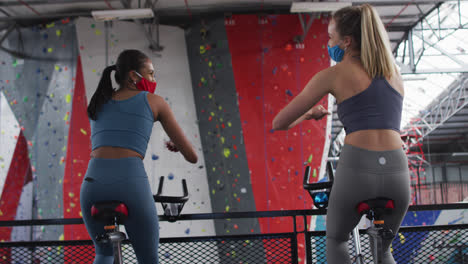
[273,4,410,264]
[80,49,198,264]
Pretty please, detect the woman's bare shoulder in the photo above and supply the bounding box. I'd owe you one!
[146,93,166,106]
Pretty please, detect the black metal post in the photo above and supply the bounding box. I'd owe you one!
[292,216,299,264]
[304,215,313,264]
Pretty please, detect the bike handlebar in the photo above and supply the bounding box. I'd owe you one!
[153,176,189,203]
[302,162,334,191]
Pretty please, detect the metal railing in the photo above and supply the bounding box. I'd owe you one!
[1,203,468,263]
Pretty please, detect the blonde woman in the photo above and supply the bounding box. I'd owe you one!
[273,4,410,264]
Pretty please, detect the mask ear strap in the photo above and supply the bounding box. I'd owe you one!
[134,71,143,78]
[131,71,142,85]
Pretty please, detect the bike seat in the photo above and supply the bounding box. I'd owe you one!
[356,197,394,216]
[91,201,128,224]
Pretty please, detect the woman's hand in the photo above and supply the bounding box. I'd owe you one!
[165,141,179,152]
[305,105,331,120]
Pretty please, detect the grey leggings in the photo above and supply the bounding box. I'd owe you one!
[326,144,411,264]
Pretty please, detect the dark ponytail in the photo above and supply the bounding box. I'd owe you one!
[87,49,149,120]
[87,65,116,120]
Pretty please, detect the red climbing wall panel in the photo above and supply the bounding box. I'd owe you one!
[63,56,93,262]
[0,131,32,262]
[226,14,330,263]
[63,56,90,238]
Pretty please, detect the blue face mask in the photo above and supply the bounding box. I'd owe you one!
[327,44,345,62]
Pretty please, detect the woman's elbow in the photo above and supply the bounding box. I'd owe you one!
[272,119,287,131]
[185,152,198,164]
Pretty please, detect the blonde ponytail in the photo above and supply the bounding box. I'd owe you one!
[360,4,398,78]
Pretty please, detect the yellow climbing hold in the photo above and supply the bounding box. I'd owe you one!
[200,45,206,54]
[223,148,231,158]
[398,233,405,244]
[65,94,71,103]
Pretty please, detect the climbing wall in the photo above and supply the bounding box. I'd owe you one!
[0,21,78,243]
[186,14,331,263]
[186,17,262,235]
[185,17,267,264]
[226,14,330,264]
[75,18,215,240]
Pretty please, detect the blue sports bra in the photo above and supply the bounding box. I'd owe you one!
[337,76,403,135]
[90,91,154,157]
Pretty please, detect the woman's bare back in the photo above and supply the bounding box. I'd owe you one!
[331,60,405,151]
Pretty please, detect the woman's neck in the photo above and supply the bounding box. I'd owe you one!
[342,50,361,62]
[118,84,139,92]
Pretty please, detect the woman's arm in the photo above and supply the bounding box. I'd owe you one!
[272,69,334,131]
[148,94,198,163]
[287,105,330,129]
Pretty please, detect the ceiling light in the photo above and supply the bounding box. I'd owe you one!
[91,8,154,21]
[290,2,352,13]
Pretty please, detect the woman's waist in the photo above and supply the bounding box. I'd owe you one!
[85,154,147,184]
[90,146,144,160]
[344,129,403,151]
[338,143,408,173]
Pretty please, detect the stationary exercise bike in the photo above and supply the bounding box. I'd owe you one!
[303,162,395,264]
[90,176,189,264]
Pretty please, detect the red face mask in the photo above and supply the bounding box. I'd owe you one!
[135,71,157,93]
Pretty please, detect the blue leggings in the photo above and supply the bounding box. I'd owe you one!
[80,157,159,264]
